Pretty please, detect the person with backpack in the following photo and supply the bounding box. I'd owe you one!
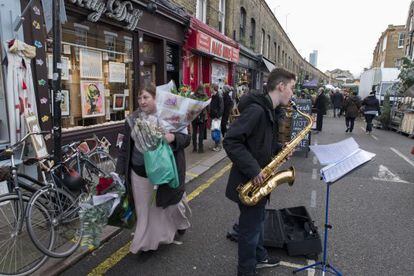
[343,91,361,133]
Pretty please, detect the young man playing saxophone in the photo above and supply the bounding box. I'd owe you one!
[223,68,296,276]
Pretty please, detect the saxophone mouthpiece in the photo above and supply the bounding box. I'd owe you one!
[290,100,297,110]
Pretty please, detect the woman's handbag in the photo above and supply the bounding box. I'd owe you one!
[143,139,180,189]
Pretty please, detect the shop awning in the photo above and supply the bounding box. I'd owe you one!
[262,57,276,73]
[186,17,239,63]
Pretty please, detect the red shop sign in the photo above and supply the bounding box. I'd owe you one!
[195,31,239,63]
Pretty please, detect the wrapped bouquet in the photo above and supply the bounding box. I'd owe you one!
[156,81,211,133]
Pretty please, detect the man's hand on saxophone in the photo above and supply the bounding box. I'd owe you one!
[252,172,265,186]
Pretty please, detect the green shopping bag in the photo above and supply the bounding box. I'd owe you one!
[143,139,180,189]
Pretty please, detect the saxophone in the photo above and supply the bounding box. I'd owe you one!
[237,100,313,206]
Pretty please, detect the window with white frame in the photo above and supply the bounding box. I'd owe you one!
[196,0,207,23]
[382,35,387,52]
[219,0,226,34]
[266,35,270,58]
[260,29,265,54]
[398,33,405,48]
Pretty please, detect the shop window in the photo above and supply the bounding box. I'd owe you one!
[250,18,256,48]
[47,16,134,131]
[104,31,117,60]
[240,7,246,41]
[124,36,133,63]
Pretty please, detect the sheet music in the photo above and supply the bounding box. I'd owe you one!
[309,137,360,165]
[310,138,376,183]
[320,149,376,183]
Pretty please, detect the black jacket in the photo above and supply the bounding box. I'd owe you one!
[210,93,224,119]
[223,93,282,204]
[315,93,327,115]
[332,92,344,108]
[115,110,191,208]
[362,95,380,113]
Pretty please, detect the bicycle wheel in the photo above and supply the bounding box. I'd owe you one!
[0,193,50,276]
[87,150,116,176]
[26,187,82,258]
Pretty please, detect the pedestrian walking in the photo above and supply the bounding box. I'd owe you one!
[209,83,224,151]
[343,91,361,133]
[332,89,344,118]
[223,68,295,276]
[314,88,327,132]
[221,85,234,137]
[361,88,381,134]
[191,85,208,153]
[116,85,191,254]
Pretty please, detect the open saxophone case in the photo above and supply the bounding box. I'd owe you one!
[226,206,322,260]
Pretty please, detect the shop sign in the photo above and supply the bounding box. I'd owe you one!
[68,0,143,30]
[195,31,239,63]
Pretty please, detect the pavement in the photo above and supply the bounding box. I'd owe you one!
[33,137,227,276]
[39,115,414,275]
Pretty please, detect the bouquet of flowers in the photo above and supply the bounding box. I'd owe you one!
[79,173,126,249]
[156,81,211,133]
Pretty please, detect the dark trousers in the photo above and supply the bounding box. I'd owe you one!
[237,201,268,275]
[365,114,375,132]
[345,117,356,132]
[191,121,205,150]
[221,111,230,138]
[316,112,324,131]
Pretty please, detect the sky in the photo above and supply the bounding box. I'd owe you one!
[265,0,410,78]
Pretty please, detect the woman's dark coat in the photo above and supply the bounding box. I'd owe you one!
[116,110,190,208]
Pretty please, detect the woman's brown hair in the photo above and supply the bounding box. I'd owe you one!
[139,84,157,98]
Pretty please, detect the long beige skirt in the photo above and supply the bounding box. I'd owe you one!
[129,170,191,254]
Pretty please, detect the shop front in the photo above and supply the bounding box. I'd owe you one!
[236,45,261,92]
[183,17,239,93]
[21,0,188,154]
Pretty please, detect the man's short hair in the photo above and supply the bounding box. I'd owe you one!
[267,68,296,92]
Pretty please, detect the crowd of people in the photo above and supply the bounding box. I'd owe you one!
[113,70,384,276]
[306,86,381,134]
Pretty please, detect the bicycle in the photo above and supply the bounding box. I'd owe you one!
[25,137,115,259]
[0,132,53,276]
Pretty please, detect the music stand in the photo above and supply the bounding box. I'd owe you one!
[293,180,342,276]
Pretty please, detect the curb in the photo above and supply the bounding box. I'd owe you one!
[35,151,228,276]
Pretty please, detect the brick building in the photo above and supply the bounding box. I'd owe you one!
[404,0,414,59]
[171,0,328,88]
[372,24,405,68]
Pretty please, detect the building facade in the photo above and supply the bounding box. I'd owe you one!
[372,24,406,69]
[404,0,414,60]
[172,0,328,90]
[14,0,189,152]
